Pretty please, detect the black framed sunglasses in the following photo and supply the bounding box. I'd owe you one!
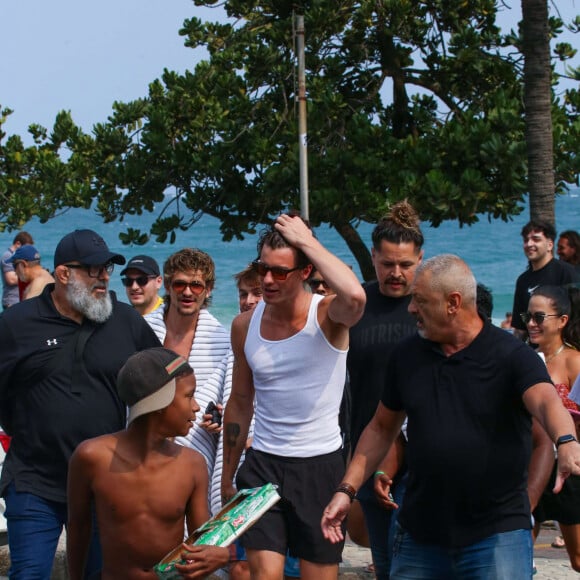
[252,260,301,281]
[121,275,156,288]
[171,280,206,295]
[520,311,561,325]
[308,279,329,290]
[65,262,114,278]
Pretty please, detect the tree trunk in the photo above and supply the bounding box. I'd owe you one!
[522,0,555,224]
[335,221,375,282]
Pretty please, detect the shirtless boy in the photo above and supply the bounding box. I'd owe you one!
[67,347,229,579]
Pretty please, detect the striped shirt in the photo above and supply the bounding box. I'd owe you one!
[145,307,231,481]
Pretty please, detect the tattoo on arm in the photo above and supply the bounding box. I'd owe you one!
[225,423,241,465]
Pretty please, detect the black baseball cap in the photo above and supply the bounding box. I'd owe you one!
[54,229,125,268]
[120,255,160,277]
[117,347,192,424]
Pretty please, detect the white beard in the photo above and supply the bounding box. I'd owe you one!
[67,272,113,323]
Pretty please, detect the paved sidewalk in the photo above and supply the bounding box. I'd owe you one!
[528,524,576,579]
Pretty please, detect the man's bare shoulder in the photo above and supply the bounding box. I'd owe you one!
[231,309,253,343]
[166,440,208,471]
[232,309,253,330]
[23,272,55,299]
[316,294,352,349]
[75,432,120,460]
[75,433,206,475]
[70,433,122,479]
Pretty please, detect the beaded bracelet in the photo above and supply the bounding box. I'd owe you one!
[335,482,356,502]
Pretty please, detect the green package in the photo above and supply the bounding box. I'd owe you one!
[155,483,280,579]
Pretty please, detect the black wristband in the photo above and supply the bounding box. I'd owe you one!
[556,434,577,448]
[335,482,356,502]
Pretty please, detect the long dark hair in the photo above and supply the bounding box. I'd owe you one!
[531,285,580,350]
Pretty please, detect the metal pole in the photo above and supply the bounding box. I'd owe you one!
[296,14,309,221]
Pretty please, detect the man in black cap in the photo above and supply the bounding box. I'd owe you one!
[0,229,161,579]
[120,254,163,316]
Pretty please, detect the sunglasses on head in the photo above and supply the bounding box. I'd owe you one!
[171,280,206,295]
[520,311,560,325]
[121,275,156,288]
[252,260,301,281]
[308,279,329,290]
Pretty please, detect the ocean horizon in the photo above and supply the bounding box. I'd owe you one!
[1,189,579,327]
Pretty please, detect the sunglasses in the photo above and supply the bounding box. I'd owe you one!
[121,275,156,288]
[520,311,561,325]
[171,280,206,295]
[308,279,329,290]
[252,260,301,281]
[65,263,114,278]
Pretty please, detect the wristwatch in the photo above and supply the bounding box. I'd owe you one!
[556,434,578,448]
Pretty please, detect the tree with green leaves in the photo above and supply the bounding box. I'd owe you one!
[1,0,578,279]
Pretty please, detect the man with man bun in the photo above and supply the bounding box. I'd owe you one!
[347,200,423,579]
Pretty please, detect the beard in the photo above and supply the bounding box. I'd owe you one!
[67,272,113,323]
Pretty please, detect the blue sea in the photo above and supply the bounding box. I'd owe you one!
[2,190,579,327]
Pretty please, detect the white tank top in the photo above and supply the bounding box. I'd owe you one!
[245,294,346,457]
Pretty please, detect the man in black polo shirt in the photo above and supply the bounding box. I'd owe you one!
[511,220,579,340]
[0,229,160,579]
[322,254,580,579]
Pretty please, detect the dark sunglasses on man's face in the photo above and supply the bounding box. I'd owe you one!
[308,279,329,291]
[520,311,560,325]
[121,275,156,288]
[65,262,114,278]
[252,260,300,281]
[171,280,206,295]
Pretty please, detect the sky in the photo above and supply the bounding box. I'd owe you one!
[1,0,221,141]
[1,1,578,143]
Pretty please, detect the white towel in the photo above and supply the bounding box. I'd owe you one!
[145,307,231,480]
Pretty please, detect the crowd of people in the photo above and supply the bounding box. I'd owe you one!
[1,212,580,580]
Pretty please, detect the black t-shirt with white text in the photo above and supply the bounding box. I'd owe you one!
[348,281,416,448]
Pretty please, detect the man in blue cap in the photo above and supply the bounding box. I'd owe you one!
[9,244,54,300]
[1,231,34,309]
[0,229,161,579]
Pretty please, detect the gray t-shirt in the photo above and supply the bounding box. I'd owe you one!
[1,248,18,308]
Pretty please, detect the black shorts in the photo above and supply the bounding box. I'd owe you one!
[534,466,580,525]
[235,447,345,563]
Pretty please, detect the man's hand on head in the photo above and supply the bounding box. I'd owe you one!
[274,214,313,249]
